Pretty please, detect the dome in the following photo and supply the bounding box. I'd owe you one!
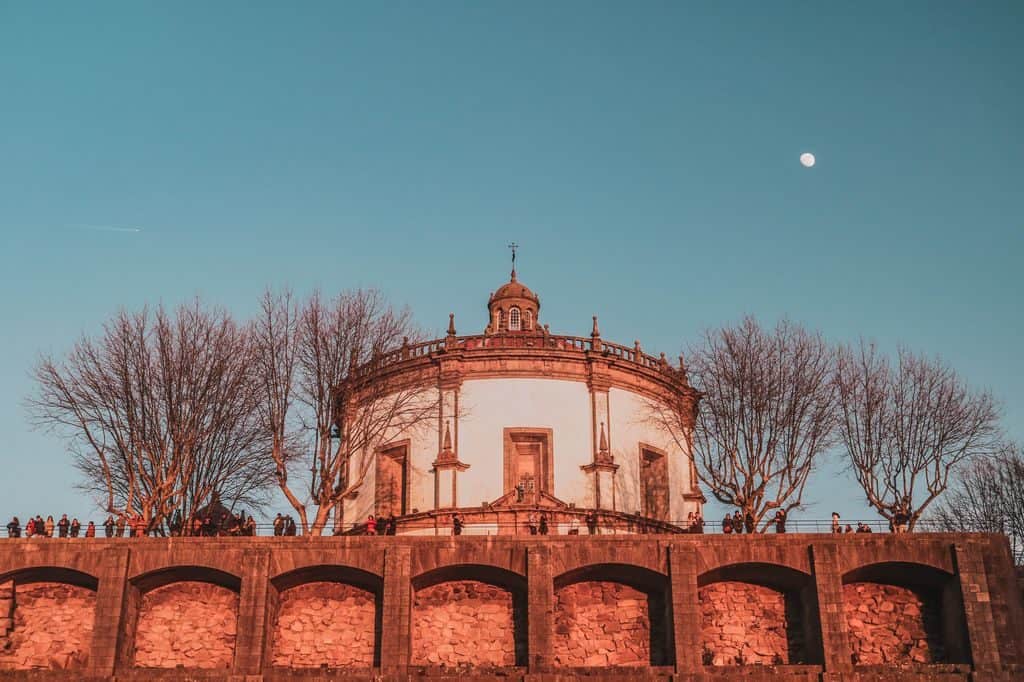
[486,269,540,334]
[489,271,539,305]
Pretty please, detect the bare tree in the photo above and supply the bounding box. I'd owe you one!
[835,341,1002,530]
[651,317,838,531]
[29,300,276,531]
[932,444,1024,563]
[251,288,438,536]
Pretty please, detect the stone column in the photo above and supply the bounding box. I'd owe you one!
[233,549,270,675]
[953,542,1000,671]
[667,543,701,674]
[527,545,554,672]
[88,546,131,677]
[381,545,412,673]
[810,542,853,673]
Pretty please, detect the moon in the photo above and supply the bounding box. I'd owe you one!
[800,152,816,168]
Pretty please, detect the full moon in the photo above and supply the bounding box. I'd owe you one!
[800,152,816,168]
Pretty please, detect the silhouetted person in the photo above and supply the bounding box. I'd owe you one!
[584,510,598,535]
[103,516,114,538]
[539,513,549,535]
[6,517,19,538]
[386,514,397,536]
[774,509,787,534]
[693,512,704,534]
[70,518,81,538]
[115,514,126,537]
[452,513,463,536]
[85,521,95,538]
[57,514,70,538]
[273,513,284,537]
[744,511,755,534]
[284,515,297,536]
[722,514,733,534]
[732,511,743,535]
[245,515,256,536]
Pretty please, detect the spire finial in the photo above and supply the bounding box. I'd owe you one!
[447,313,456,336]
[599,421,609,454]
[507,242,518,281]
[591,315,600,339]
[443,420,453,452]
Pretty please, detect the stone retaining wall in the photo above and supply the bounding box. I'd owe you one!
[552,581,651,667]
[133,581,237,669]
[411,580,518,668]
[0,582,94,671]
[699,581,804,666]
[843,582,945,664]
[271,582,376,668]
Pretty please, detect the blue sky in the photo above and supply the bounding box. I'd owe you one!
[1,2,1021,526]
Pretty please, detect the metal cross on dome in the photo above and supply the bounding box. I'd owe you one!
[508,242,518,267]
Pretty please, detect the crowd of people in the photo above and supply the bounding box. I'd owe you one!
[5,514,95,538]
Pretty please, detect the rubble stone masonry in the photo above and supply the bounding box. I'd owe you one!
[0,533,1020,680]
[132,581,237,669]
[844,582,945,665]
[700,581,804,666]
[270,582,375,668]
[411,580,518,668]
[552,581,652,667]
[0,582,94,671]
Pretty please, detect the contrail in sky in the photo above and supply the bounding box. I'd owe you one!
[76,225,143,233]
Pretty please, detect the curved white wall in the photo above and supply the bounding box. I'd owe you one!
[341,375,698,530]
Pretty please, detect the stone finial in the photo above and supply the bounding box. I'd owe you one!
[678,353,685,370]
[447,313,457,337]
[634,340,642,355]
[443,420,453,452]
[598,422,609,455]
[659,352,668,366]
[591,315,600,339]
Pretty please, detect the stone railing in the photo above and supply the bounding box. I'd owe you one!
[352,332,681,380]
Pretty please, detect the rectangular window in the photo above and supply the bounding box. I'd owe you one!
[376,443,409,516]
[503,428,554,503]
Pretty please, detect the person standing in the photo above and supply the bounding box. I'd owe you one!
[539,513,549,535]
[452,513,464,536]
[273,514,284,537]
[6,517,19,538]
[722,514,733,534]
[732,511,743,535]
[365,515,377,536]
[69,518,81,538]
[584,510,598,535]
[115,514,126,537]
[744,511,755,534]
[774,509,787,534]
[693,512,705,534]
[57,514,70,538]
[103,516,114,538]
[831,512,841,534]
[45,515,55,538]
[85,521,96,538]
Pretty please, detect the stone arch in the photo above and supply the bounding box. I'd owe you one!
[552,563,671,667]
[268,566,383,669]
[128,566,242,670]
[698,562,817,666]
[841,561,967,665]
[411,564,527,668]
[0,567,98,671]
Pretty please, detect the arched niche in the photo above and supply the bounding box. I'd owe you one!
[698,562,819,666]
[126,566,242,670]
[553,563,672,667]
[0,567,98,671]
[842,561,966,665]
[268,565,383,669]
[411,564,527,669]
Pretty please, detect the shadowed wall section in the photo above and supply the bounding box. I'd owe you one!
[132,581,238,669]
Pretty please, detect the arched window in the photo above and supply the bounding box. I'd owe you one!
[509,307,521,331]
[524,309,533,330]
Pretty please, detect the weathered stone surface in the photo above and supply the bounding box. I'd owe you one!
[411,580,517,668]
[270,582,376,668]
[553,581,650,667]
[699,581,803,666]
[133,581,237,669]
[843,582,945,665]
[0,582,94,670]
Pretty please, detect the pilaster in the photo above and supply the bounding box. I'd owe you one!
[668,543,701,674]
[527,545,554,672]
[88,546,131,677]
[380,545,412,673]
[233,548,271,675]
[810,542,853,673]
[953,542,1001,671]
